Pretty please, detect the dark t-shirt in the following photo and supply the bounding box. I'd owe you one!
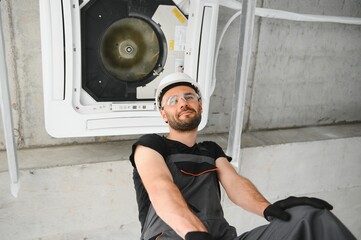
[129,134,231,229]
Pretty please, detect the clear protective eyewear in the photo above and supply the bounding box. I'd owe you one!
[162,92,201,109]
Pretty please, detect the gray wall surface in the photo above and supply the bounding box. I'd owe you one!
[0,135,360,239]
[214,0,361,132]
[1,0,361,149]
[0,0,360,239]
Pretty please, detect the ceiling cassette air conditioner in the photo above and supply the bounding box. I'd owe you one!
[39,0,219,137]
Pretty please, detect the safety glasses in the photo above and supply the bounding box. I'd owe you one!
[161,92,200,109]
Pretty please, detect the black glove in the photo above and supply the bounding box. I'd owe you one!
[263,196,333,221]
[185,231,213,240]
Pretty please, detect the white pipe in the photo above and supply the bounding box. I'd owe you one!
[226,0,256,169]
[256,8,361,25]
[212,10,242,94]
[0,6,20,197]
[217,0,361,25]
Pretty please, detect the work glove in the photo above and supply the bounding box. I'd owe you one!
[263,196,333,221]
[185,231,213,240]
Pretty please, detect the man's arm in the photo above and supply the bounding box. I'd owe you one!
[134,145,208,238]
[216,157,270,216]
[216,157,334,222]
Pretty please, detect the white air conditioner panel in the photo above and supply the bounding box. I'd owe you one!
[39,0,219,137]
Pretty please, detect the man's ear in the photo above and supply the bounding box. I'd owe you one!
[199,100,203,113]
[160,109,168,123]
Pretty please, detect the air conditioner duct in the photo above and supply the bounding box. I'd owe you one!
[39,0,219,137]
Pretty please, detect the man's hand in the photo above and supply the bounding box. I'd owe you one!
[185,231,213,240]
[263,196,333,221]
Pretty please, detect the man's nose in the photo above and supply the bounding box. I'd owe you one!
[178,96,189,107]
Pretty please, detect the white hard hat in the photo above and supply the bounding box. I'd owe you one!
[155,72,201,109]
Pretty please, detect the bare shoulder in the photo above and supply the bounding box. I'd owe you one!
[216,156,242,186]
[215,156,236,171]
[134,145,173,183]
[134,145,164,168]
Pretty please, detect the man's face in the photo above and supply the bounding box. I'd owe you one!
[160,85,202,132]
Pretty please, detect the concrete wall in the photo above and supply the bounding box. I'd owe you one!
[226,136,361,237]
[1,0,361,149]
[0,0,360,239]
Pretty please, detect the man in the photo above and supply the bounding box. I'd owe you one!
[129,72,356,240]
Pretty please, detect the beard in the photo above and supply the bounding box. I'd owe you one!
[167,106,202,132]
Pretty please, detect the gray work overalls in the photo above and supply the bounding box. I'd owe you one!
[139,153,357,240]
[141,153,237,240]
